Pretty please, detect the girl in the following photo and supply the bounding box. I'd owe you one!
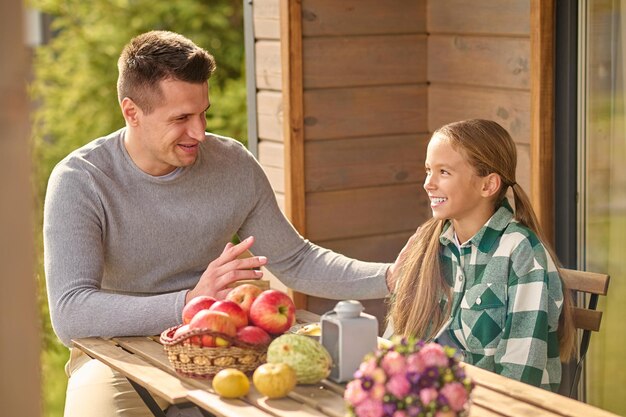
[387,119,575,391]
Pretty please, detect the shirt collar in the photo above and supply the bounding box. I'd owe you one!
[439,199,514,253]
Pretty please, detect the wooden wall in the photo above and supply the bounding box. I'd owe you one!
[428,0,532,193]
[253,0,429,320]
[251,0,533,319]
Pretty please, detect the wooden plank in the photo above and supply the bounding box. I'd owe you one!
[263,165,285,193]
[188,390,273,417]
[560,269,610,295]
[306,184,428,241]
[257,91,283,142]
[255,41,282,91]
[428,84,530,144]
[317,230,415,263]
[295,309,322,323]
[258,141,284,168]
[246,387,330,417]
[302,0,425,36]
[116,337,316,417]
[73,338,192,404]
[530,0,555,244]
[304,85,427,140]
[305,134,427,192]
[280,0,307,310]
[303,35,426,88]
[288,385,346,417]
[468,403,509,417]
[428,0,530,36]
[573,307,603,332]
[516,144,531,196]
[253,0,280,40]
[463,363,622,417]
[428,35,530,89]
[471,385,562,417]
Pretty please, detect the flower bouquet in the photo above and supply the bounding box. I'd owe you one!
[344,336,474,417]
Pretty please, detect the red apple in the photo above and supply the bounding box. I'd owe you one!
[209,300,248,329]
[226,284,263,315]
[173,324,191,339]
[182,295,217,324]
[201,334,216,347]
[189,310,237,338]
[236,325,272,346]
[249,290,296,335]
[173,324,201,346]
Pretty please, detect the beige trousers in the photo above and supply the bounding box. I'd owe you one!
[63,348,170,417]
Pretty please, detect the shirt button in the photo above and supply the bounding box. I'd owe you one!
[476,297,482,305]
[458,275,464,282]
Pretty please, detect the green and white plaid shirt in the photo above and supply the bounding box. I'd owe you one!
[438,199,563,391]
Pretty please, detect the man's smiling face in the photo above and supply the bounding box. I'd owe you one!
[127,78,210,176]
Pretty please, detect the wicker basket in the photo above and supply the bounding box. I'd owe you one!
[160,325,267,378]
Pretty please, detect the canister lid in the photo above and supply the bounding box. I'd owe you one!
[333,300,364,318]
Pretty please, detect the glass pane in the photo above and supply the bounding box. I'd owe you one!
[582,1,626,414]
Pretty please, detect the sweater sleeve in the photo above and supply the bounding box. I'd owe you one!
[44,163,186,347]
[236,152,391,300]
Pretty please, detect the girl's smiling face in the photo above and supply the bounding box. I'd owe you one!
[423,133,498,242]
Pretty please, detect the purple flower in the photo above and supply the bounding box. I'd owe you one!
[382,351,407,376]
[440,382,469,412]
[383,401,397,416]
[361,376,375,391]
[419,366,440,388]
[386,374,410,398]
[355,398,384,417]
[406,372,421,385]
[419,343,449,368]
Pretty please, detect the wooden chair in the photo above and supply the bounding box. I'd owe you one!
[559,268,610,398]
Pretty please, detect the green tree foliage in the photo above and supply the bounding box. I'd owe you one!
[29,2,247,415]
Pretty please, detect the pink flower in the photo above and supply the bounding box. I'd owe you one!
[344,379,368,405]
[419,387,438,405]
[370,383,386,401]
[354,398,384,417]
[356,357,378,378]
[393,411,408,417]
[419,343,449,368]
[381,351,407,375]
[386,374,410,398]
[406,352,425,373]
[371,368,387,384]
[440,382,469,412]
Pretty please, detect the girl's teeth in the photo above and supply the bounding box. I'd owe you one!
[432,197,447,203]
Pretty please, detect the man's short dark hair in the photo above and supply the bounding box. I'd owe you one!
[117,30,216,113]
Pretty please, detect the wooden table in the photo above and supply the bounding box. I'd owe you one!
[73,311,619,417]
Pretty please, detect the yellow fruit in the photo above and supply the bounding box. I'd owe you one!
[212,368,250,398]
[252,363,297,399]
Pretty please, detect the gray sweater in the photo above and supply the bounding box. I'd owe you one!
[44,129,389,346]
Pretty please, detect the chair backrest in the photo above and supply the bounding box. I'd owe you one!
[559,268,610,398]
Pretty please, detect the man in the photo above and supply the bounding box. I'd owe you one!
[44,31,392,416]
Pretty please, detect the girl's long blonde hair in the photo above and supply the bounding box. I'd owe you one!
[388,119,576,361]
